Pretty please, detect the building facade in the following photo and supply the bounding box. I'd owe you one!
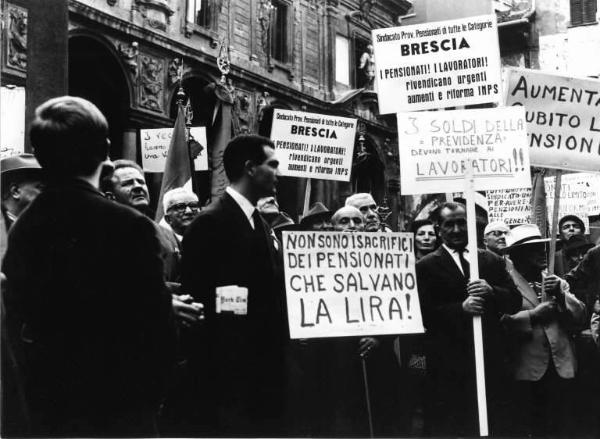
[2,0,596,226]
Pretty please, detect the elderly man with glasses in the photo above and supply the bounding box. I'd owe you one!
[483,221,510,256]
[163,188,201,241]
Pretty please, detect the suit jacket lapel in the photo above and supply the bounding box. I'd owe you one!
[221,192,254,235]
[436,246,467,280]
[506,259,538,307]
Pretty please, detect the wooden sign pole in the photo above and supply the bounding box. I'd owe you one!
[547,170,563,276]
[465,163,489,437]
[303,178,312,216]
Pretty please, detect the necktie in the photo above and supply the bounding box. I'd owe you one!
[252,209,264,234]
[458,250,470,280]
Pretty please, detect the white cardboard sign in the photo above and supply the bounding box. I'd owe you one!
[504,68,600,173]
[140,127,208,173]
[271,109,357,182]
[372,14,502,113]
[485,188,533,226]
[544,172,600,233]
[282,231,424,339]
[397,106,531,195]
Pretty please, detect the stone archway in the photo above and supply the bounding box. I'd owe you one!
[68,35,131,159]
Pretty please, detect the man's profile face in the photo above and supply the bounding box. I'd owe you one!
[439,207,468,250]
[332,207,365,232]
[112,167,150,210]
[512,243,547,272]
[165,192,200,235]
[252,146,279,198]
[483,230,509,255]
[13,179,44,209]
[347,194,380,232]
[560,220,583,241]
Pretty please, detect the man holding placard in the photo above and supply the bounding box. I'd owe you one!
[416,202,520,436]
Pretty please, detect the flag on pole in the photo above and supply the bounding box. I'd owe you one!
[155,104,194,222]
[530,168,548,237]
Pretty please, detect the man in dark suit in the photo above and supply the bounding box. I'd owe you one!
[2,96,174,436]
[181,134,285,436]
[416,202,520,436]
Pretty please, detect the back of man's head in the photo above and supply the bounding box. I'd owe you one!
[30,96,109,178]
[223,134,274,182]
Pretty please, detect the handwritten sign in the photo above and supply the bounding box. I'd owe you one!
[282,231,424,339]
[1,86,25,159]
[271,109,357,182]
[372,14,502,113]
[485,188,532,226]
[140,127,208,172]
[504,68,600,173]
[397,106,531,195]
[545,172,600,233]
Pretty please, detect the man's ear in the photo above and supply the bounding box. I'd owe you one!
[244,159,256,177]
[8,183,21,200]
[164,214,172,226]
[103,191,116,201]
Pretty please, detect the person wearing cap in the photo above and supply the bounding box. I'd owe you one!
[2,96,175,436]
[162,188,200,241]
[345,193,382,232]
[501,224,586,437]
[1,154,44,231]
[555,214,587,277]
[483,221,510,256]
[299,201,333,231]
[416,202,520,436]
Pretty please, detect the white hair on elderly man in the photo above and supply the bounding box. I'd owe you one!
[162,187,199,214]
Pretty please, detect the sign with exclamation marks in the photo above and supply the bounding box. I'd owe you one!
[397,106,531,195]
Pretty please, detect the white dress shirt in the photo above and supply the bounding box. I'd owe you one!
[226,186,256,229]
[442,244,469,276]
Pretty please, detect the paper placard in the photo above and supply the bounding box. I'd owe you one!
[372,14,502,113]
[0,86,25,159]
[270,109,357,182]
[140,126,208,172]
[544,172,600,233]
[504,68,600,173]
[485,188,532,226]
[397,106,531,195]
[282,231,424,339]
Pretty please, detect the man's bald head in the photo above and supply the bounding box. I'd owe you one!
[332,206,365,232]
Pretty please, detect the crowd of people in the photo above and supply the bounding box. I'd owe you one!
[1,96,599,437]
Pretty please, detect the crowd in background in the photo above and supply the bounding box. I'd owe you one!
[1,96,599,438]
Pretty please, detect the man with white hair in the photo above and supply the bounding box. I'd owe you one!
[162,188,200,241]
[483,221,510,256]
[345,193,381,232]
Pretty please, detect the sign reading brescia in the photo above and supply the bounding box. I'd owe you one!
[504,68,600,173]
[283,231,424,339]
[397,106,530,195]
[271,109,357,182]
[372,14,502,113]
[140,126,208,172]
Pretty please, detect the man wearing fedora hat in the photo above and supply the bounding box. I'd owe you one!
[1,154,44,231]
[299,202,333,231]
[502,224,586,437]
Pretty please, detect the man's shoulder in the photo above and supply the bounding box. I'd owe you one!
[416,247,444,268]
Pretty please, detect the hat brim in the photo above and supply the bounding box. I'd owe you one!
[507,237,551,250]
[300,212,332,226]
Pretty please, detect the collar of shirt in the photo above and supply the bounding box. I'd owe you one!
[442,244,469,275]
[226,186,256,229]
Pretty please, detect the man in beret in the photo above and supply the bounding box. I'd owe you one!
[555,214,587,277]
[483,221,510,256]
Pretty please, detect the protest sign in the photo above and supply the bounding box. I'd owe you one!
[485,188,532,226]
[504,68,600,173]
[271,109,357,182]
[1,86,25,159]
[372,14,502,113]
[140,126,208,172]
[282,231,424,339]
[544,172,600,233]
[397,106,530,195]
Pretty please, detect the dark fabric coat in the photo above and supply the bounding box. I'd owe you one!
[2,179,174,436]
[416,246,521,436]
[181,192,287,436]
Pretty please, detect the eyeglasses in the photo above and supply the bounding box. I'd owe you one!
[167,202,200,214]
[488,230,509,237]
